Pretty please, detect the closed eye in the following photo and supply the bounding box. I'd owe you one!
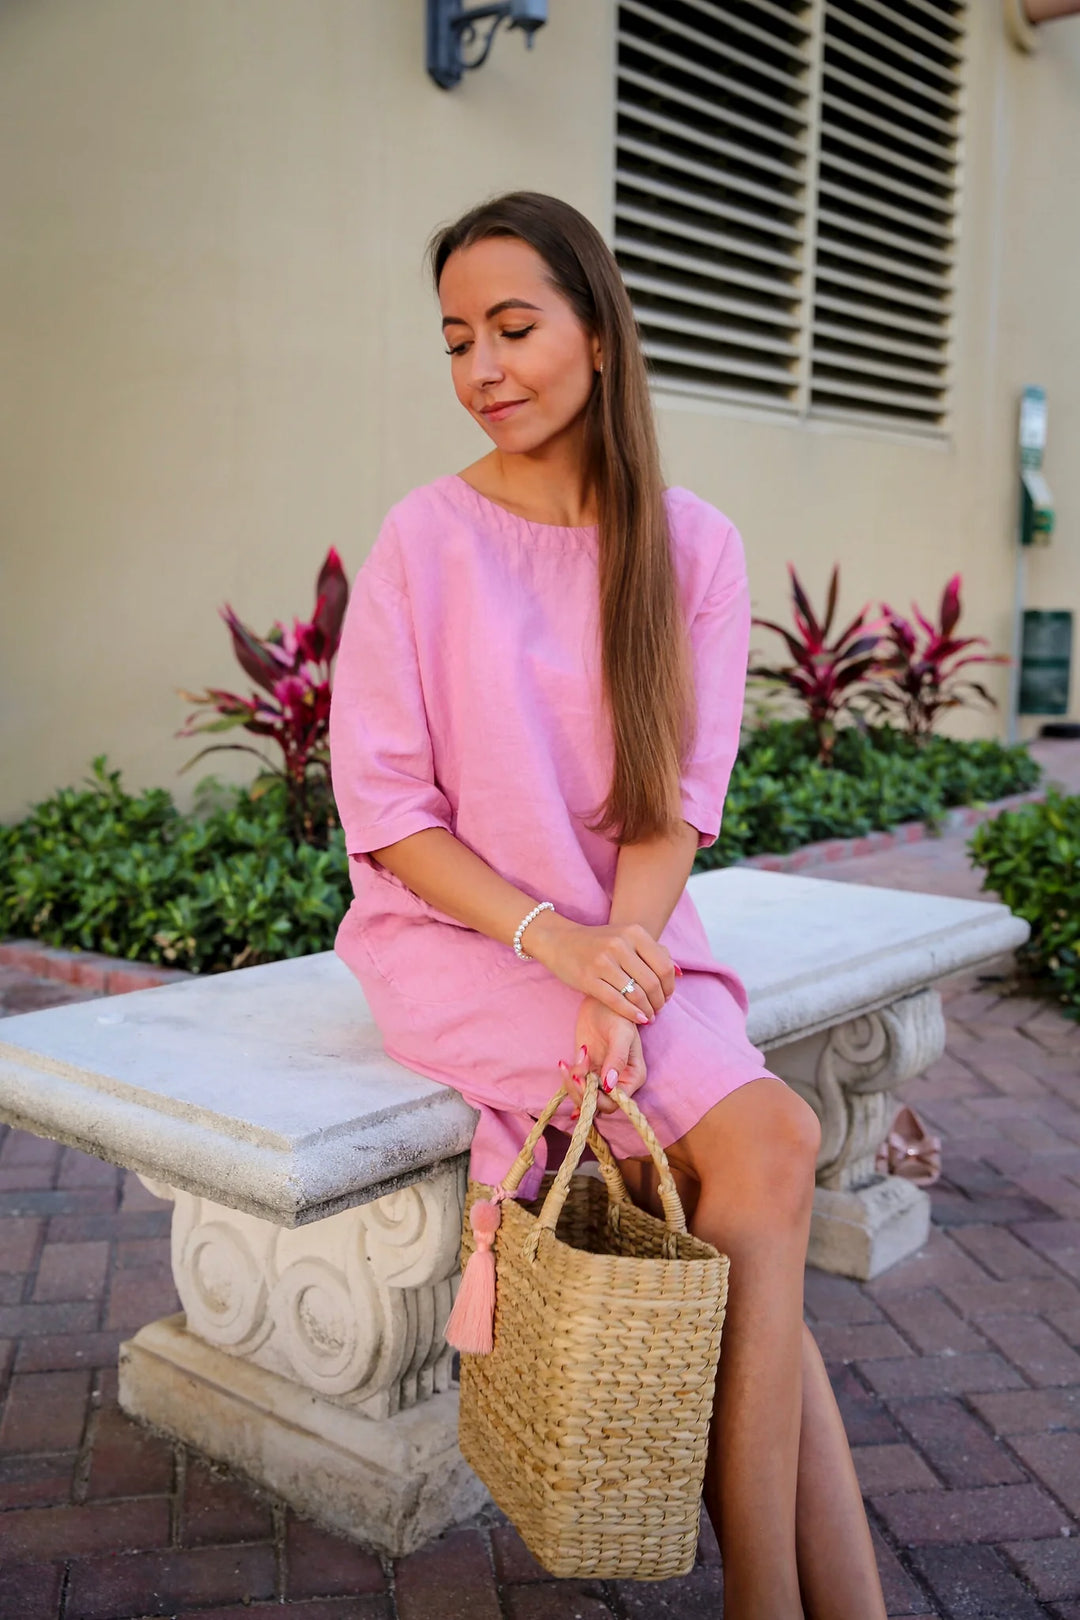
[444,324,536,357]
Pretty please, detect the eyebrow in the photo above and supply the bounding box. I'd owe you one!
[441,298,542,330]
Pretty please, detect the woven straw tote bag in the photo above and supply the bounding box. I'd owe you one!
[452,1071,729,1581]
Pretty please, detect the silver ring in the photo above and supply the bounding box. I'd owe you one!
[619,978,637,997]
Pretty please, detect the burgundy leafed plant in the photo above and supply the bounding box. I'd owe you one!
[750,565,882,763]
[871,575,1007,740]
[179,549,348,844]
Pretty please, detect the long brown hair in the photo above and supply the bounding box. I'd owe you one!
[429,191,692,845]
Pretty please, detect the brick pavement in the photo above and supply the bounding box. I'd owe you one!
[1,790,1079,1616]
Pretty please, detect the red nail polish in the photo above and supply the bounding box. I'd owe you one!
[557,1059,569,1072]
[674,964,683,978]
[578,1045,587,1064]
[570,1108,580,1120]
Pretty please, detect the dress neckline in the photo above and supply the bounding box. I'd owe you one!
[442,473,599,541]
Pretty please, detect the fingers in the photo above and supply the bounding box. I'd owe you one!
[558,1049,587,1108]
[559,1051,617,1116]
[596,1017,640,1110]
[591,971,651,1025]
[600,1060,640,1100]
[560,997,652,1127]
[596,1017,634,1082]
[584,1065,625,1114]
[613,1045,646,1100]
[587,1028,632,1113]
[568,1075,617,1115]
[599,927,679,1017]
[610,948,664,1018]
[560,1053,620,1118]
[633,935,678,1006]
[601,1024,647,1105]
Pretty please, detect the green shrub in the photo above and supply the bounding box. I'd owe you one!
[969,793,1080,1020]
[697,721,1041,869]
[0,730,1042,973]
[0,759,351,973]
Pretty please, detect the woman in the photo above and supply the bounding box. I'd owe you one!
[329,191,886,1619]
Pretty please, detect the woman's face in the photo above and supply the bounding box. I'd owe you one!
[438,236,601,455]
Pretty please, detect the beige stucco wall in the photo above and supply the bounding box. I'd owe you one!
[1,0,1078,820]
[0,0,615,817]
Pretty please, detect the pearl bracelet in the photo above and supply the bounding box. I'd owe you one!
[513,900,555,961]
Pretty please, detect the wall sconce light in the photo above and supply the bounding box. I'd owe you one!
[427,0,548,90]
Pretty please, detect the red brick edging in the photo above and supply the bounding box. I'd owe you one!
[737,789,1045,876]
[0,941,189,995]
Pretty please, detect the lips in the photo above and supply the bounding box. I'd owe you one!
[479,399,528,423]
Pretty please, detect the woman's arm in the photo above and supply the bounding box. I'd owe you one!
[371,815,698,1025]
[370,828,667,1022]
[608,821,699,941]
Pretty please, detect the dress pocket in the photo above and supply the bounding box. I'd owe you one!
[352,859,521,1007]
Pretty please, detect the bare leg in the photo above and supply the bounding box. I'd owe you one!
[796,1324,887,1620]
[621,1077,885,1620]
[623,1078,814,1619]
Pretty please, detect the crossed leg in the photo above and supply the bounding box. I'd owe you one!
[619,1077,886,1620]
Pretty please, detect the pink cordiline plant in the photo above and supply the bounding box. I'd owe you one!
[871,575,1008,740]
[750,564,884,763]
[178,549,349,843]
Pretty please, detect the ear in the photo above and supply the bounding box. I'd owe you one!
[591,333,603,374]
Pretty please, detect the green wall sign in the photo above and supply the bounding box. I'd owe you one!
[1019,611,1073,716]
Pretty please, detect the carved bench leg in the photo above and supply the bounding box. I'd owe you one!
[117,1157,487,1555]
[766,990,945,1280]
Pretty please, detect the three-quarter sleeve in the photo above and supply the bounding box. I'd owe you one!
[329,539,453,859]
[680,522,751,849]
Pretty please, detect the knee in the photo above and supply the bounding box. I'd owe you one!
[697,1081,820,1244]
[780,1083,823,1170]
[755,1085,821,1222]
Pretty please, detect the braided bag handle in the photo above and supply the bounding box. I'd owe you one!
[498,1073,687,1264]
[591,1085,685,1226]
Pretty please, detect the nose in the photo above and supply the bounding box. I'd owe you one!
[465,334,504,392]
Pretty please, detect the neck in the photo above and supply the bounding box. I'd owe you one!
[476,420,597,527]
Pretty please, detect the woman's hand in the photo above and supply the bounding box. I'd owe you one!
[558,998,647,1116]
[525,913,677,1023]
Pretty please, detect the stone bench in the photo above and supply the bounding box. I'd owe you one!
[0,868,1027,1554]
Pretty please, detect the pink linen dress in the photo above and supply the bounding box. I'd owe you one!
[329,474,775,1200]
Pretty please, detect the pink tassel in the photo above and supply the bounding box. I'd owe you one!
[445,1194,505,1355]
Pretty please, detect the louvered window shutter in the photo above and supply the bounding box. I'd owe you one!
[614,0,966,434]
